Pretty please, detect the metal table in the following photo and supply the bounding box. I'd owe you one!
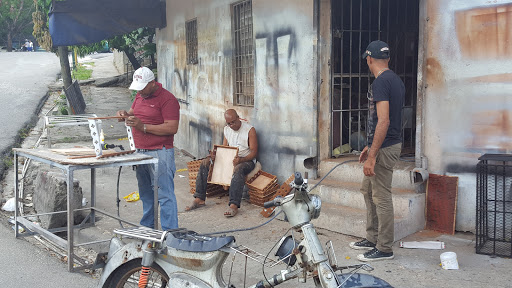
[13,148,159,272]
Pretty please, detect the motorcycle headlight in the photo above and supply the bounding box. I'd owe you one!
[275,235,299,266]
[309,195,322,220]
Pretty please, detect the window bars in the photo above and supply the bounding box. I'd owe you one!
[231,0,254,106]
[331,0,419,155]
[186,18,198,65]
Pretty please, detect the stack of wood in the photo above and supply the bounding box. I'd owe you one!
[246,170,279,207]
[260,174,295,217]
[186,158,225,197]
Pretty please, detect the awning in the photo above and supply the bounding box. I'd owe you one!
[49,0,166,46]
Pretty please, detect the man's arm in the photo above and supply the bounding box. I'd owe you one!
[363,100,390,176]
[234,127,258,165]
[140,119,179,136]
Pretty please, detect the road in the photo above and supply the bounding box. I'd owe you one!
[0,51,97,287]
[0,52,59,154]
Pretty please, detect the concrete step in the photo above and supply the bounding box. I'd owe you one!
[318,156,417,191]
[307,178,425,241]
[311,202,420,241]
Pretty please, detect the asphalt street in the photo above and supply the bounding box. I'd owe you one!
[0,52,60,154]
[0,51,97,287]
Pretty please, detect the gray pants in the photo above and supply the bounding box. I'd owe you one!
[360,143,401,253]
[194,158,255,208]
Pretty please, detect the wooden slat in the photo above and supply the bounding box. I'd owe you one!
[426,174,458,235]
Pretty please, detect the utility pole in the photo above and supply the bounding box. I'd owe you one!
[58,46,72,89]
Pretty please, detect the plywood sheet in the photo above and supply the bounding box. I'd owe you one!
[13,148,155,166]
[208,145,238,186]
[50,147,117,156]
[426,174,458,235]
[250,174,274,190]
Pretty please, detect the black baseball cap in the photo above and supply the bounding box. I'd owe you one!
[362,40,390,59]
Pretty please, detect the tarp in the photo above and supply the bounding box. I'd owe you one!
[49,0,166,46]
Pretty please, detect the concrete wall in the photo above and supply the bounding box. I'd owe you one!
[158,0,318,181]
[423,0,512,231]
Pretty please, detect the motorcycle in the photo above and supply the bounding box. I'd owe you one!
[96,172,392,288]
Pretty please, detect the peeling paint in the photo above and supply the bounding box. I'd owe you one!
[158,0,317,181]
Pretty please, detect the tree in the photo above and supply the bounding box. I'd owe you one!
[109,27,157,70]
[0,0,35,51]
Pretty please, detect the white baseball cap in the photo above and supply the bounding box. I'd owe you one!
[129,67,155,91]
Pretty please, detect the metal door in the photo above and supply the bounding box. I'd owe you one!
[331,0,419,156]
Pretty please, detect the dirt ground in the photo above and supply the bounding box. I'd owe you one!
[1,55,511,287]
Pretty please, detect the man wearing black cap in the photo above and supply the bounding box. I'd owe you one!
[349,40,404,261]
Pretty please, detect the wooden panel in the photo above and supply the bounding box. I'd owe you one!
[208,145,238,186]
[13,148,154,166]
[426,174,459,235]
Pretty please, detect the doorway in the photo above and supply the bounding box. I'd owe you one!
[331,0,419,156]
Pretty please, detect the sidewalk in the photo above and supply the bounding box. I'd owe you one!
[1,53,511,288]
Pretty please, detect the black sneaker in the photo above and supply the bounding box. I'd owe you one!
[357,248,394,262]
[349,239,376,250]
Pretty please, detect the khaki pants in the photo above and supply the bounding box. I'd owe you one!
[360,143,401,253]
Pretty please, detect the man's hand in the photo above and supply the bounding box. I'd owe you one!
[126,116,143,131]
[208,149,216,161]
[359,146,369,163]
[233,155,240,166]
[363,156,376,177]
[116,110,129,122]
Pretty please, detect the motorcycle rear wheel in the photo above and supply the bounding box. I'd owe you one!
[105,259,169,288]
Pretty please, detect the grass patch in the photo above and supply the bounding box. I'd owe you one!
[72,63,93,80]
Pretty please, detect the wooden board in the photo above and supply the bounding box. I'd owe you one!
[250,174,274,190]
[208,145,238,186]
[426,174,458,235]
[13,148,155,166]
[50,147,117,157]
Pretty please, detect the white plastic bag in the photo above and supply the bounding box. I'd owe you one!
[2,198,16,212]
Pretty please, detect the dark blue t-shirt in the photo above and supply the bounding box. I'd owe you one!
[367,70,405,148]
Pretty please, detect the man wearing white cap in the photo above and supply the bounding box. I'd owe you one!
[116,67,180,230]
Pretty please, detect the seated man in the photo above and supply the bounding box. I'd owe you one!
[186,109,258,217]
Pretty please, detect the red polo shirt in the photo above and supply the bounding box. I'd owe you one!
[131,82,180,149]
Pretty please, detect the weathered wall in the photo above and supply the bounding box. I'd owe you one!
[423,0,512,231]
[158,0,318,181]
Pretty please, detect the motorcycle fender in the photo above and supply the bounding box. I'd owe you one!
[97,238,144,288]
[169,272,212,288]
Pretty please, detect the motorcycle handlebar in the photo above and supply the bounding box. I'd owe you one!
[263,200,275,208]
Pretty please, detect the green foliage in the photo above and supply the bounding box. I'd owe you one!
[130,90,137,102]
[71,63,93,80]
[2,156,13,168]
[0,0,35,49]
[55,93,68,115]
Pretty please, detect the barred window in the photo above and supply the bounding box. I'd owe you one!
[231,0,254,106]
[186,18,198,65]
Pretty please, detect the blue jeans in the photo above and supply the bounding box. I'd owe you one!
[136,147,178,230]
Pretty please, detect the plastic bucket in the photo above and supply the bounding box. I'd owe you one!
[440,252,459,270]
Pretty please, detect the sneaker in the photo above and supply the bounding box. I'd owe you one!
[349,239,376,250]
[357,248,394,262]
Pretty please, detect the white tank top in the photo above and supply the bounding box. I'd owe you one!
[224,121,253,159]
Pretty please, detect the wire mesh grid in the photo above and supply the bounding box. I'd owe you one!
[476,154,512,257]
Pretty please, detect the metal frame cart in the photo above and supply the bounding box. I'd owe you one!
[13,148,159,272]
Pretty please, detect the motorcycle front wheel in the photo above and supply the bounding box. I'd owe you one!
[337,273,393,288]
[105,259,169,288]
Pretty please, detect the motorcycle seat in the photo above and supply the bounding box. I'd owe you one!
[165,230,235,252]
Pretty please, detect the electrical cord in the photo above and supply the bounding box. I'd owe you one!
[308,159,359,192]
[200,160,357,236]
